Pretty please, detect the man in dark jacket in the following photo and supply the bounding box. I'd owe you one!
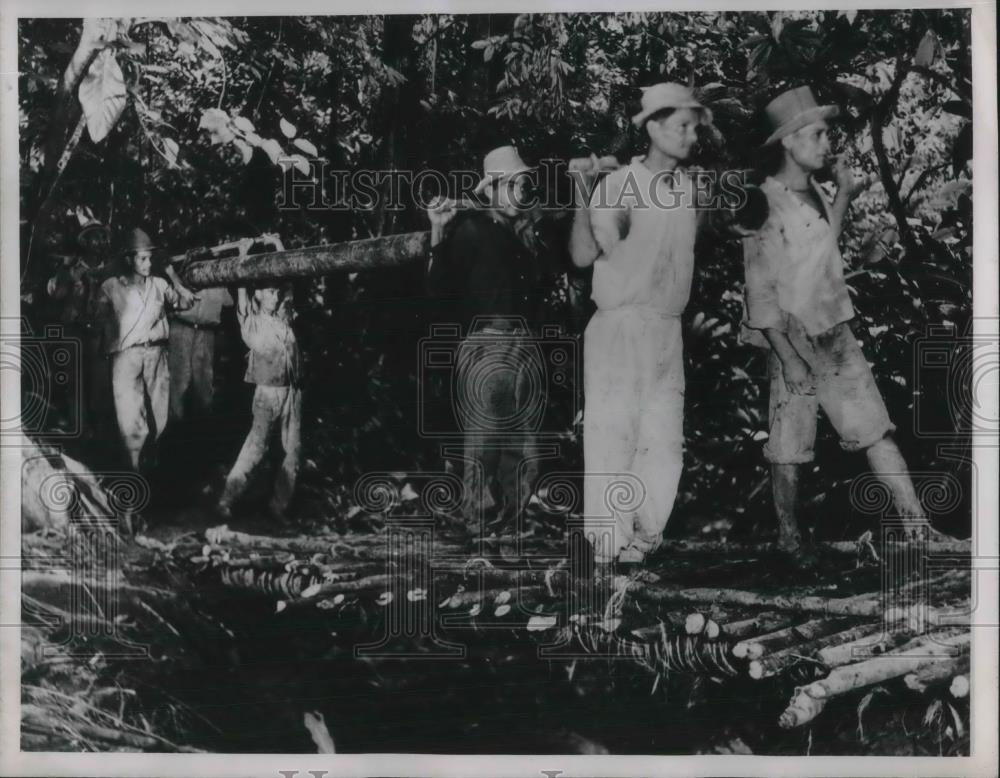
[426,145,562,540]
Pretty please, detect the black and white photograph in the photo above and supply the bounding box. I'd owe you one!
[0,2,997,775]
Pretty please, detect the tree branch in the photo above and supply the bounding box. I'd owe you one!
[870,55,919,259]
[902,161,949,207]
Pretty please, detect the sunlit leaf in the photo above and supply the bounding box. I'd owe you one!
[78,49,127,143]
[293,137,319,156]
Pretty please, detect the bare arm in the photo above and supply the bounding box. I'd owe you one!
[762,328,813,395]
[164,262,197,308]
[829,156,872,236]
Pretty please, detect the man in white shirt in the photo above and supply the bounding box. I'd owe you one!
[741,86,956,558]
[568,83,712,568]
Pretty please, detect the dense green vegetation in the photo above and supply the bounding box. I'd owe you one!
[19,10,973,538]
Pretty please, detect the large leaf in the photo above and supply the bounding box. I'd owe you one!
[913,30,940,68]
[78,48,127,143]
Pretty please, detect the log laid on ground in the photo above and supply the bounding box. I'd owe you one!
[801,629,970,702]
[440,584,550,610]
[180,232,431,289]
[203,525,469,561]
[631,580,970,624]
[733,617,854,660]
[659,538,972,556]
[720,612,795,642]
[749,621,884,679]
[778,689,828,729]
[816,629,900,669]
[950,674,969,698]
[903,654,970,692]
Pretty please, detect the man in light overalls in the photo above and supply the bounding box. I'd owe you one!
[569,83,713,567]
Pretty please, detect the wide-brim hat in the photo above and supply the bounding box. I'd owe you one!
[762,86,840,146]
[632,82,713,127]
[118,227,158,256]
[474,145,536,195]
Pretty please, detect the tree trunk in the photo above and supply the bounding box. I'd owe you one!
[179,232,431,288]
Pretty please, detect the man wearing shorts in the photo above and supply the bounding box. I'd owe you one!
[742,86,955,558]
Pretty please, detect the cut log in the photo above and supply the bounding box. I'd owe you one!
[721,612,795,642]
[659,538,972,556]
[440,585,550,610]
[903,654,970,692]
[801,629,970,701]
[180,232,431,289]
[816,629,900,669]
[685,612,706,635]
[749,621,884,679]
[631,580,970,623]
[734,617,852,660]
[950,675,969,698]
[203,525,469,560]
[778,688,828,729]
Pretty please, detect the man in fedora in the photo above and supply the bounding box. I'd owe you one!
[426,145,560,546]
[741,85,955,559]
[568,82,718,570]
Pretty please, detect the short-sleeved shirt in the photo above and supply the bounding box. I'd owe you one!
[741,176,855,347]
[586,158,698,314]
[172,286,233,326]
[97,275,179,354]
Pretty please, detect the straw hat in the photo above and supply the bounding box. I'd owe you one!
[762,86,839,146]
[631,82,713,127]
[474,145,535,195]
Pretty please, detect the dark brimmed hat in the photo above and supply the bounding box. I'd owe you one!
[118,227,157,256]
[762,86,839,146]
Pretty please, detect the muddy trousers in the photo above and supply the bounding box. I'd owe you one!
[583,308,685,563]
[111,344,169,471]
[219,384,302,517]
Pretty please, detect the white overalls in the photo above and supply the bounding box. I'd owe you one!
[583,160,697,562]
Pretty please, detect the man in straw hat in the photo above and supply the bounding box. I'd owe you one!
[96,227,195,484]
[740,85,957,561]
[426,144,561,548]
[568,82,720,570]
